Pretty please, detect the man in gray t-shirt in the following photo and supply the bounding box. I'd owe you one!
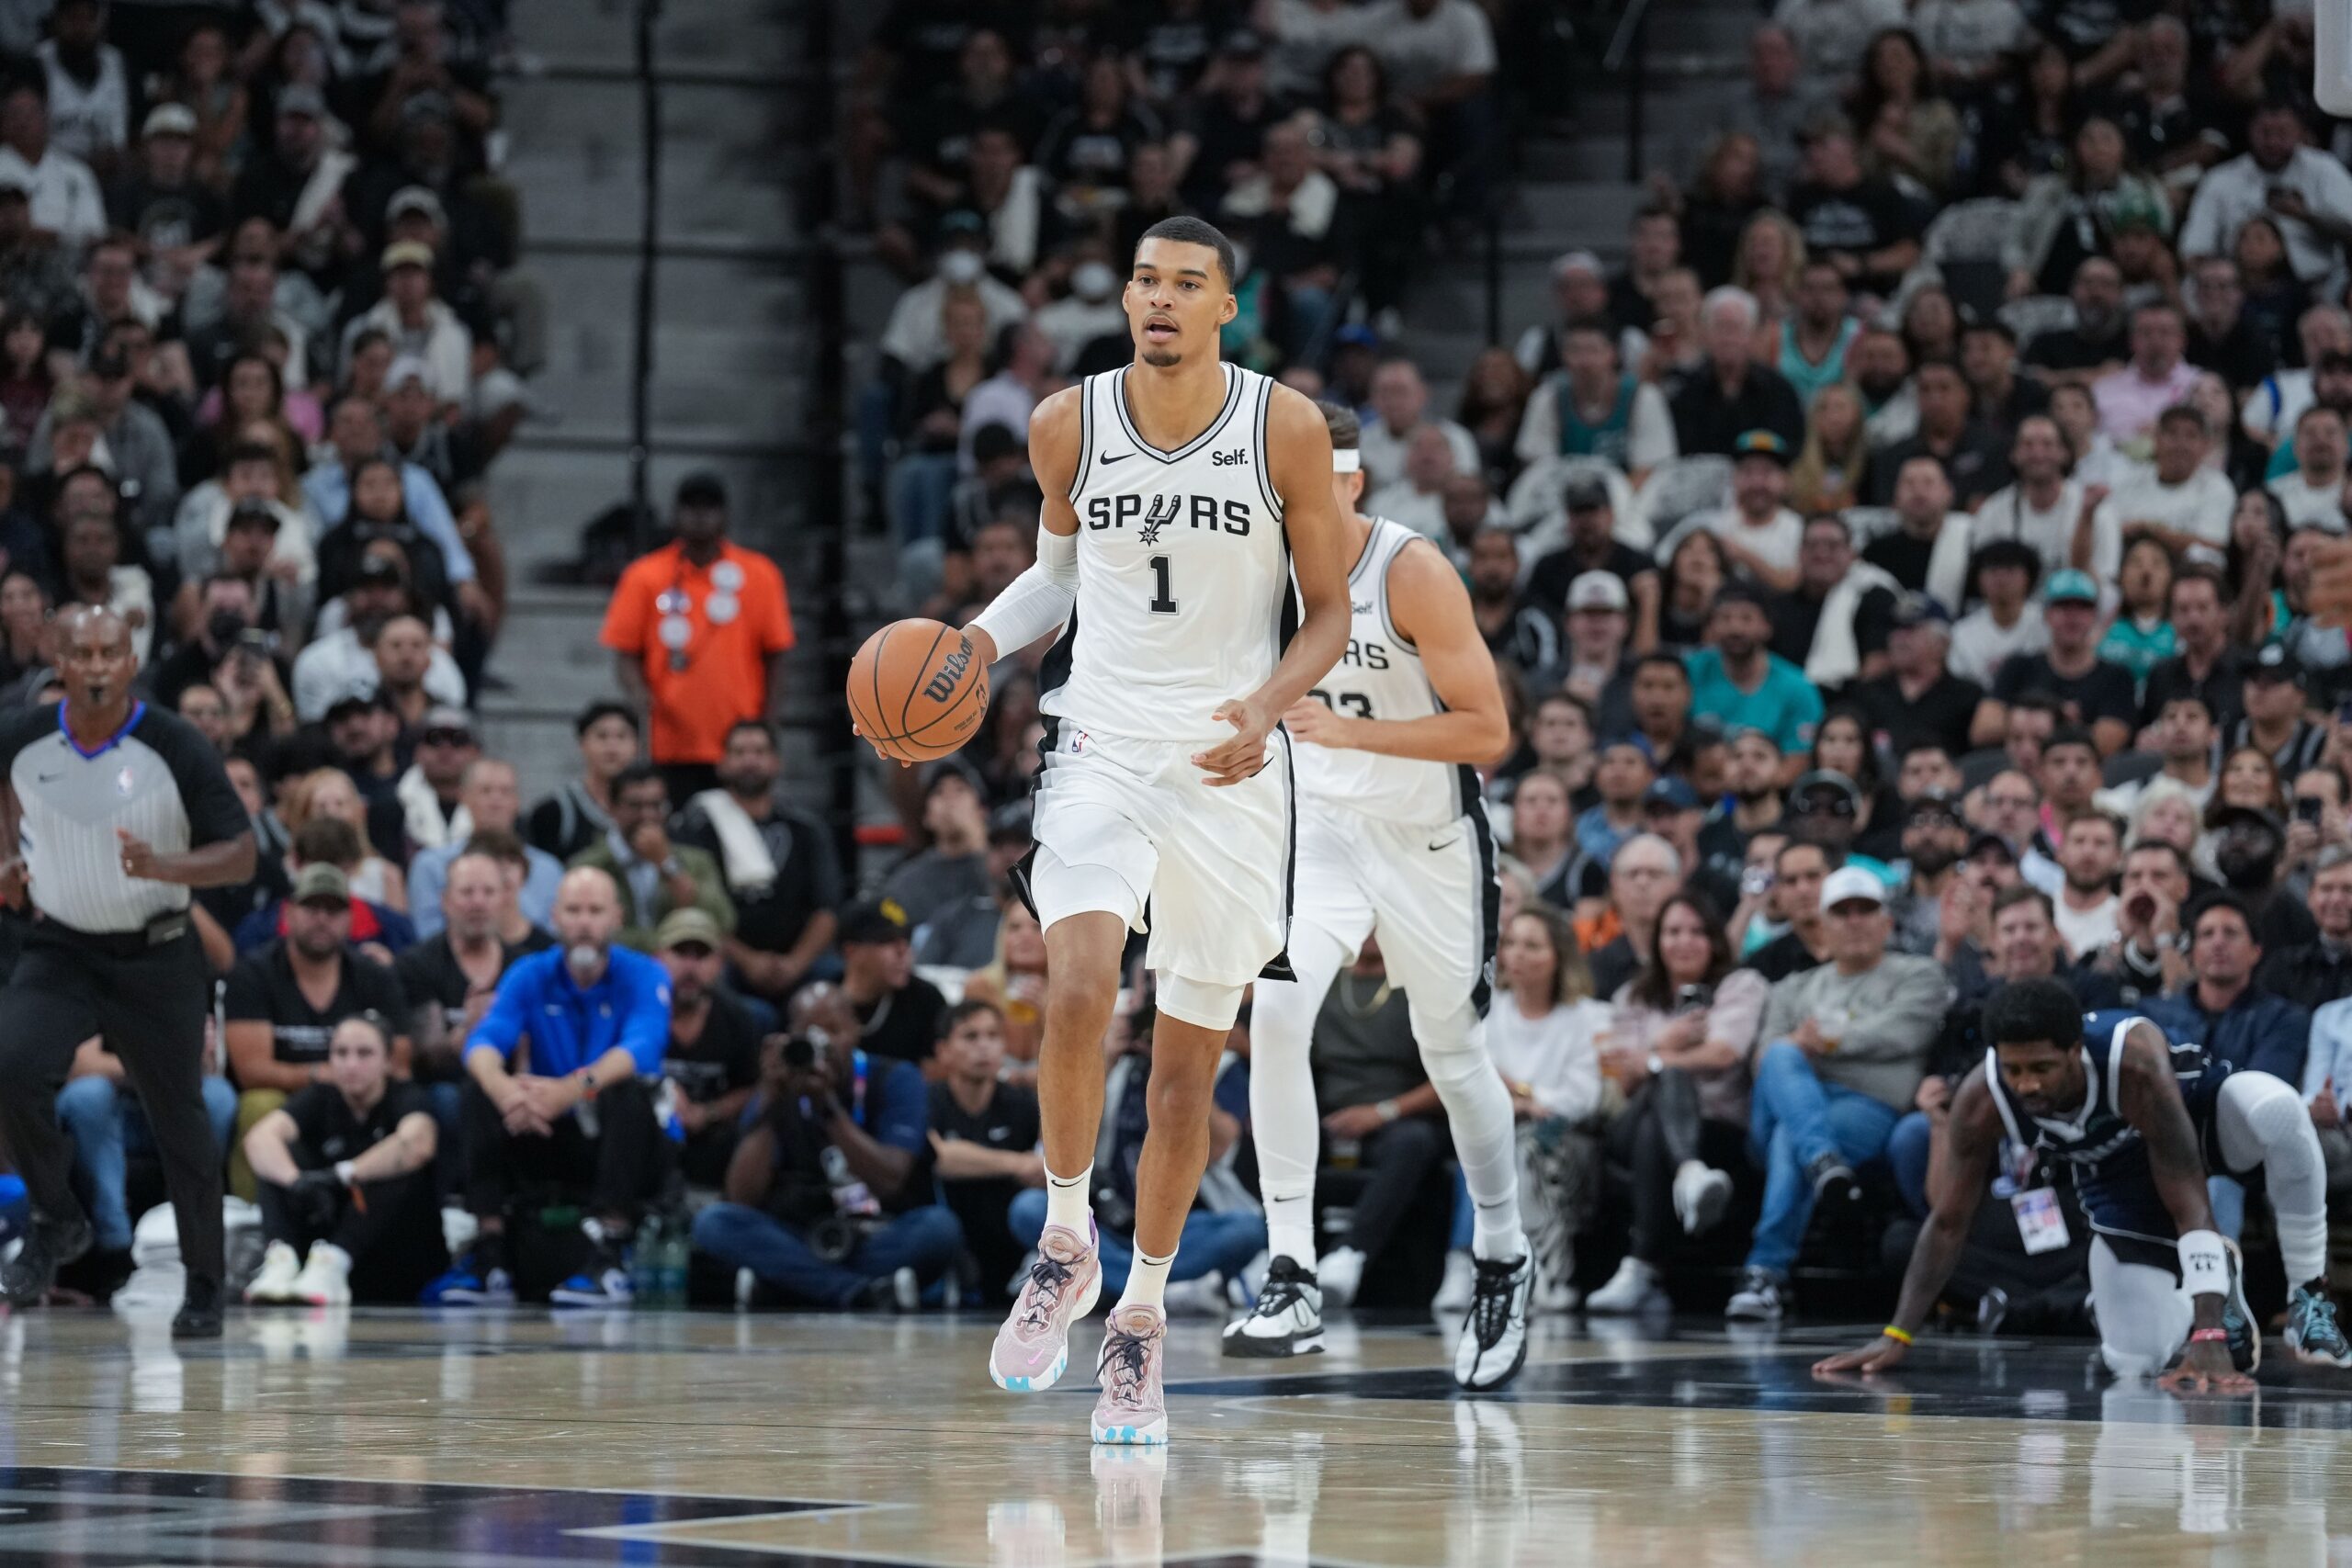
[884,762,993,962]
[1727,865,1950,1322]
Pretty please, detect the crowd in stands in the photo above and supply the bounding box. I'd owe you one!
[28,0,2352,1334]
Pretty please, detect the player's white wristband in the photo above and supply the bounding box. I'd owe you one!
[970,527,1078,657]
[2178,1228,2228,1293]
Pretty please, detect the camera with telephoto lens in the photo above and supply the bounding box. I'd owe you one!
[781,1033,828,1073]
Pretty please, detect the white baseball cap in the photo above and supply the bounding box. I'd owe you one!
[1566,570,1629,613]
[1819,865,1887,913]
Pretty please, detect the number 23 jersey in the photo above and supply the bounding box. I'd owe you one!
[1044,364,1295,747]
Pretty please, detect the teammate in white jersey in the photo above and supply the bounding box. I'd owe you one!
[954,217,1350,1445]
[1221,404,1534,1390]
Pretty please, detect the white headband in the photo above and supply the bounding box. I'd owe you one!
[1331,448,1361,473]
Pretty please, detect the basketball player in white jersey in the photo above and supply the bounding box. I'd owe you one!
[950,217,1350,1446]
[1221,404,1534,1390]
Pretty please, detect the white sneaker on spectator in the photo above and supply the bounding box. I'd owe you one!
[1584,1256,1664,1315]
[1161,1269,1227,1318]
[1317,1247,1365,1309]
[735,1268,757,1308]
[1724,1267,1786,1321]
[1672,1161,1734,1235]
[1432,1249,1476,1312]
[245,1241,301,1304]
[292,1242,352,1307]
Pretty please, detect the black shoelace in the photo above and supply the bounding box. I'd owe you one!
[1100,1325,1155,1404]
[1252,1262,1312,1321]
[1467,1258,1522,1348]
[1017,1253,1075,1332]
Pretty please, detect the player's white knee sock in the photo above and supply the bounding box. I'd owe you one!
[1248,925,1351,1269]
[2217,1069,2330,1288]
[1412,999,1521,1260]
[1046,1165,1094,1236]
[1120,1248,1175,1314]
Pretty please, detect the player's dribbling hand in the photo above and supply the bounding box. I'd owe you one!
[2158,1342,2255,1396]
[1194,694,1276,785]
[1812,1336,1909,1378]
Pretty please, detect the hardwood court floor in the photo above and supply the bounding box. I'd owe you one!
[6,1304,2352,1565]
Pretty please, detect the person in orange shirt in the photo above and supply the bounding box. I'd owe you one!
[601,474,794,803]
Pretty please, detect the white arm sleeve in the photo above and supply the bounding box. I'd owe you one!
[969,525,1078,655]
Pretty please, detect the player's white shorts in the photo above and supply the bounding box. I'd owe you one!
[1019,723,1294,987]
[1292,799,1498,1015]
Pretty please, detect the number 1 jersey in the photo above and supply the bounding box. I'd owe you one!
[1041,363,1295,746]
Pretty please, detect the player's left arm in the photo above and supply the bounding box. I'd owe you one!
[1283,537,1510,765]
[1194,383,1351,785]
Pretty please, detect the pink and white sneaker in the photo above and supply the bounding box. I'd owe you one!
[1091,1304,1170,1446]
[989,1221,1102,1393]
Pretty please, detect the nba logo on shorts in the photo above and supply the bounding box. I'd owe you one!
[115,765,134,795]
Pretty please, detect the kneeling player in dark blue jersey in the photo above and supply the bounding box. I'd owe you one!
[1817,977,2349,1391]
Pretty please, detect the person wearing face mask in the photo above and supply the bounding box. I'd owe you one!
[877,214,1029,375]
[429,866,673,1308]
[1033,246,1129,373]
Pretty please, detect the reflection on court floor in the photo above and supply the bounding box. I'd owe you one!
[5,1307,2352,1565]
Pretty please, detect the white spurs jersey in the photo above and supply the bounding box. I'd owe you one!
[1292,515,1470,829]
[1040,363,1295,744]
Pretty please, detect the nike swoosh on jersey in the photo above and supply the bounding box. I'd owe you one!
[1100,451,1135,464]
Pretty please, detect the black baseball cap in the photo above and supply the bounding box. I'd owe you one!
[1905,789,1965,825]
[839,898,911,946]
[2248,642,2301,685]
[1966,830,2018,863]
[1563,474,1611,512]
[675,471,728,509]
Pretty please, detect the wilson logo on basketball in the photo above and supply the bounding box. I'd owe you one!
[924,640,974,703]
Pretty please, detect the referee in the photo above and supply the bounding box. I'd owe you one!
[0,606,254,1337]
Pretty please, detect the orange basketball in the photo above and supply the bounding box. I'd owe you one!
[847,617,990,764]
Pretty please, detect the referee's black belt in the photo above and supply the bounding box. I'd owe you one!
[35,910,192,955]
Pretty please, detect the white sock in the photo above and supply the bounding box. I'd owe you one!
[1247,926,1348,1269]
[1045,1164,1093,1235]
[1471,1201,1522,1263]
[1119,1248,1175,1314]
[1264,1192,1316,1270]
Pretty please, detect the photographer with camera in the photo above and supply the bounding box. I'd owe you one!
[152,571,297,743]
[689,981,963,1310]
[243,1012,445,1305]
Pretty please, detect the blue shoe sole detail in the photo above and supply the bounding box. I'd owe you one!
[1090,1423,1168,1446]
[991,1345,1068,1393]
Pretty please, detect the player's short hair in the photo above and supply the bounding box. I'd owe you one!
[1319,400,1360,451]
[1135,216,1237,289]
[1983,976,2084,1051]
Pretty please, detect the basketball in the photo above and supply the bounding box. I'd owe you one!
[847,617,990,763]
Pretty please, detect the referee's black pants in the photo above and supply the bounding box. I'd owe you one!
[0,924,222,1285]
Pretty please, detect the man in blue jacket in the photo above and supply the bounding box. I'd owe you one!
[2149,891,2313,1239]
[427,866,673,1306]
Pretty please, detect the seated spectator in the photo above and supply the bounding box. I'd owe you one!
[1514,323,1677,496]
[2256,845,2352,1012]
[1961,320,2050,433]
[396,705,478,853]
[55,1021,237,1287]
[2149,892,2311,1086]
[223,862,413,1201]
[310,729,409,905]
[2206,799,2319,953]
[172,439,317,597]
[2235,645,2326,778]
[408,760,564,938]
[652,908,762,1189]
[1485,905,1610,1310]
[1851,594,1981,761]
[1360,357,1478,491]
[1790,382,1870,514]
[1587,895,1767,1314]
[339,242,470,408]
[436,868,673,1307]
[232,814,413,958]
[242,1012,445,1306]
[1668,288,1803,457]
[1551,572,1637,715]
[673,718,842,1003]
[2268,406,2350,534]
[1680,431,1803,592]
[1785,118,1921,300]
[1526,476,1661,637]
[1580,830,1680,998]
[925,998,1043,1305]
[1464,525,1557,674]
[1860,456,1970,608]
[568,762,734,950]
[2138,563,2254,732]
[527,701,641,863]
[2177,99,2352,297]
[292,558,466,722]
[1727,866,1946,1320]
[303,395,480,613]
[2052,809,2124,959]
[107,100,225,301]
[1364,423,1460,539]
[962,888,1049,1085]
[1684,584,1822,773]
[836,897,948,1065]
[1300,938,1454,1308]
[1947,539,2047,688]
[2301,964,2352,1201]
[693,984,962,1310]
[395,845,551,1171]
[2089,838,2196,1004]
[2088,408,2235,575]
[882,759,992,944]
[151,572,300,741]
[1978,570,2137,754]
[1765,513,1896,689]
[1866,359,2011,510]
[56,507,154,667]
[1746,836,1836,980]
[1887,788,1969,955]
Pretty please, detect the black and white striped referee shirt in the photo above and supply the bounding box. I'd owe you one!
[0,701,248,933]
